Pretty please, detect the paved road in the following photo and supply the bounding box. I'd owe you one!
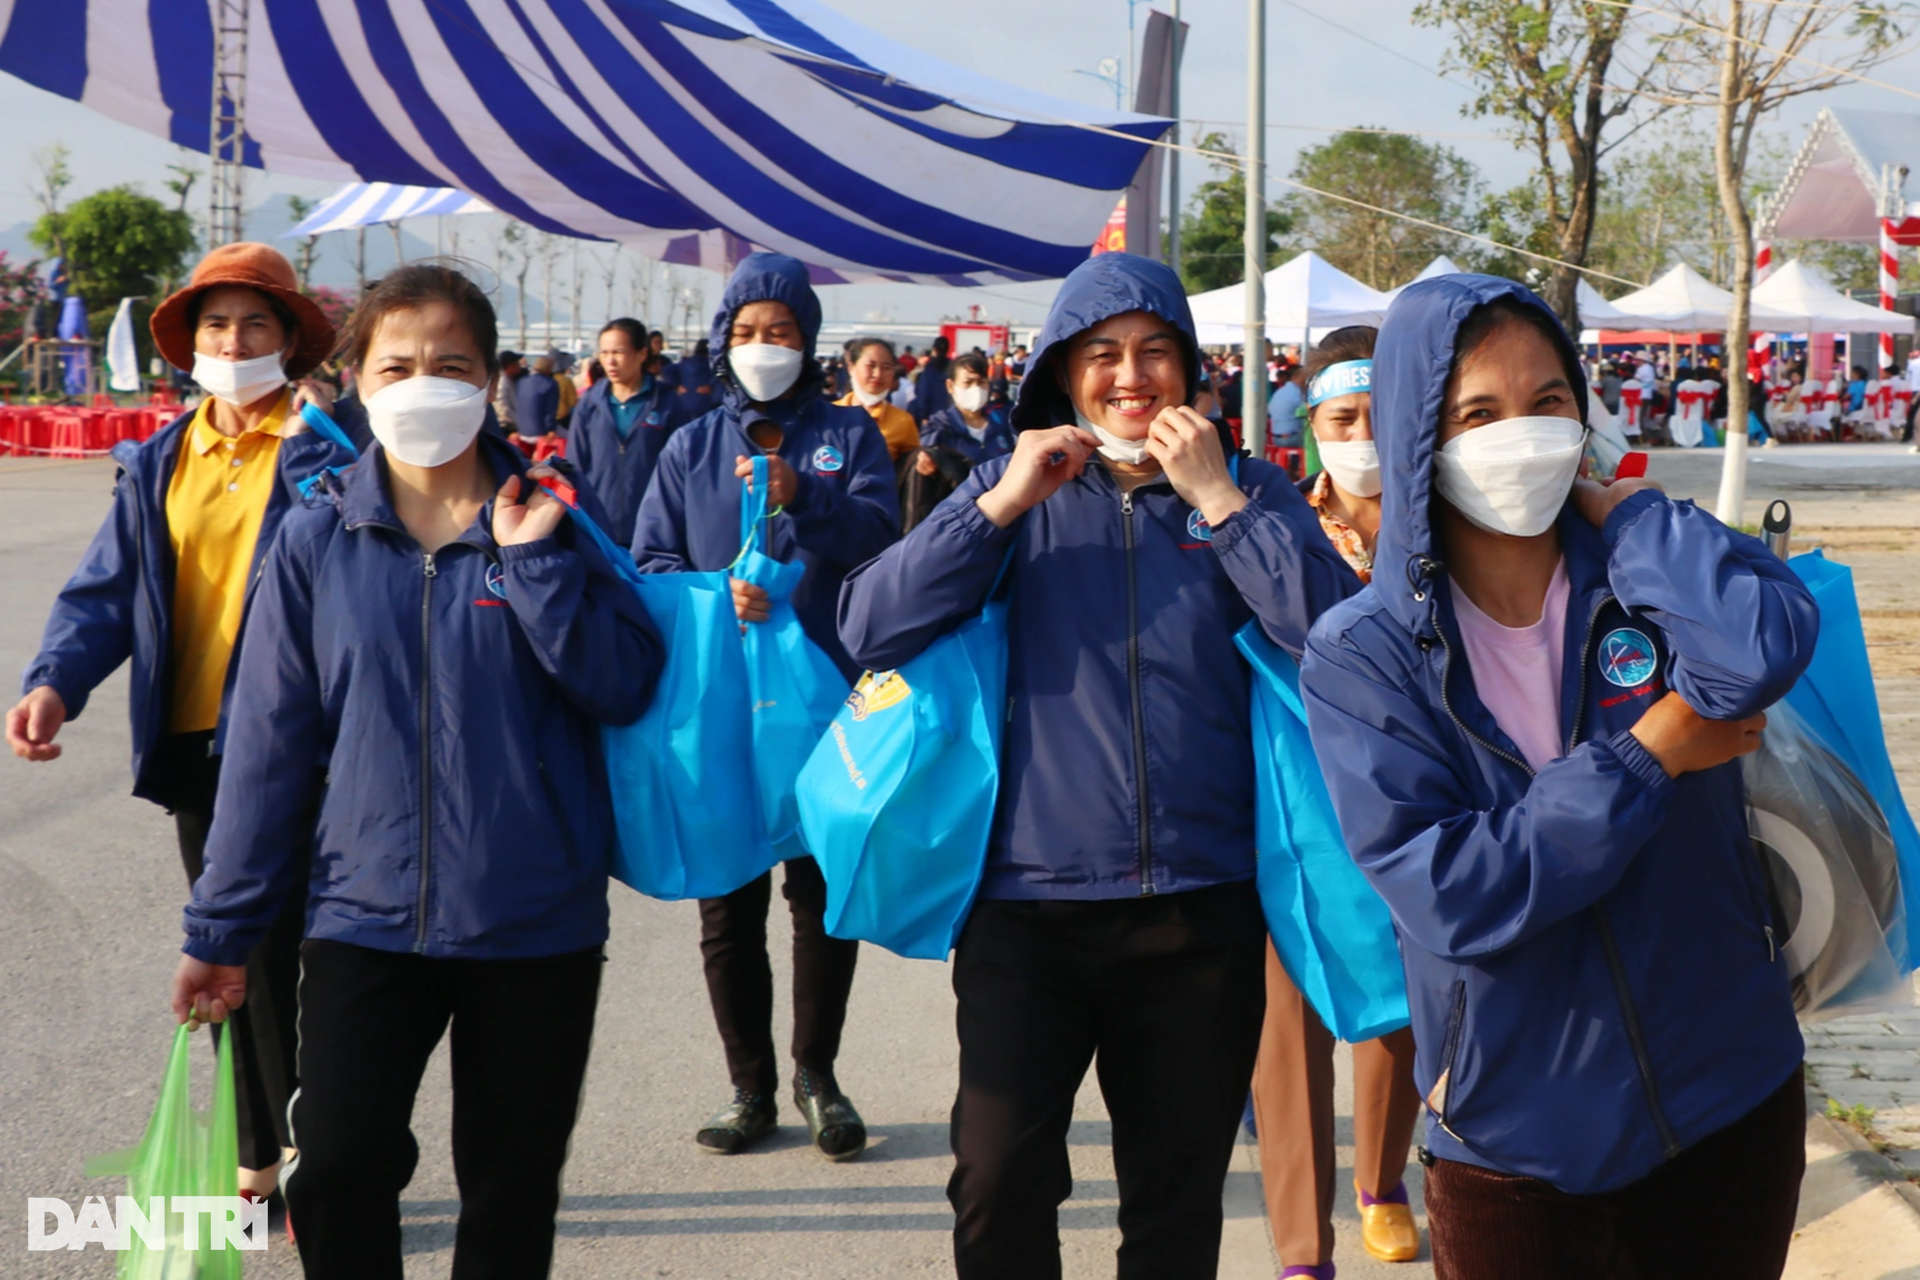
[0,457,1411,1278]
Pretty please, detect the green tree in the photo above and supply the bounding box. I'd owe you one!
[1280,130,1481,290]
[30,185,195,308]
[1414,0,1670,330]
[1178,132,1289,294]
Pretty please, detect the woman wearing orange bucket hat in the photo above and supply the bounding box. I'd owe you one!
[6,242,354,1205]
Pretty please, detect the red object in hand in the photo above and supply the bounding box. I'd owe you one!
[535,472,579,510]
[1613,452,1648,482]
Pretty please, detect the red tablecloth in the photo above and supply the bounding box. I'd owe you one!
[0,403,181,457]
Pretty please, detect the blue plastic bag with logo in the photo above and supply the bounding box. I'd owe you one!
[1236,622,1410,1043]
[556,484,778,901]
[1784,550,1920,970]
[797,555,1012,960]
[735,455,853,859]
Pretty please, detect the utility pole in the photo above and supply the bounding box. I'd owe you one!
[1241,0,1268,455]
[206,0,249,247]
[1167,0,1182,275]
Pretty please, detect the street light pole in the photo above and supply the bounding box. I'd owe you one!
[1167,0,1182,274]
[1242,0,1268,456]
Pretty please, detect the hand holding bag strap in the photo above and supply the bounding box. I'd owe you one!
[737,453,770,562]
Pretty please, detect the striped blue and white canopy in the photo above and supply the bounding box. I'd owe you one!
[287,182,493,236]
[0,0,1170,285]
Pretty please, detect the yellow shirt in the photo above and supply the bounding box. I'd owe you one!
[836,391,919,460]
[164,391,291,733]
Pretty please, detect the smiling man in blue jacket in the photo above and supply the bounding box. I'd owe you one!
[840,252,1359,1279]
[632,251,898,1162]
[1301,276,1818,1279]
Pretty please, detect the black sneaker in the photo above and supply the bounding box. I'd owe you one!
[793,1067,866,1162]
[695,1089,777,1154]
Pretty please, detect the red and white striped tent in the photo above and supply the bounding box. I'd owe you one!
[1758,108,1920,367]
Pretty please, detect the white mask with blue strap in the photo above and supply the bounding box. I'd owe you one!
[1307,360,1381,499]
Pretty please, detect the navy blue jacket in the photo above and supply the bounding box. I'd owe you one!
[182,433,663,965]
[911,357,952,423]
[1299,274,1819,1194]
[514,370,560,437]
[674,352,716,420]
[631,253,899,681]
[567,376,682,548]
[21,402,355,803]
[920,404,1014,467]
[840,253,1359,901]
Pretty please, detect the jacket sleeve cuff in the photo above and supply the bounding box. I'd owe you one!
[954,493,1019,547]
[784,467,819,515]
[496,535,566,565]
[1606,727,1677,801]
[1602,488,1667,545]
[1206,502,1261,557]
[21,671,89,721]
[182,930,256,968]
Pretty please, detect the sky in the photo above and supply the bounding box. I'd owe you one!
[0,0,1914,331]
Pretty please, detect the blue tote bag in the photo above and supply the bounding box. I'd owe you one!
[1236,620,1409,1044]
[734,456,853,859]
[553,481,778,901]
[1785,549,1920,969]
[797,555,1012,960]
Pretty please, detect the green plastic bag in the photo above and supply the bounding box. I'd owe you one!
[85,1024,247,1278]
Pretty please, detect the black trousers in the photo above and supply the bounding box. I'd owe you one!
[1425,1065,1807,1280]
[698,855,859,1096]
[284,939,603,1280]
[163,731,308,1172]
[947,882,1268,1280]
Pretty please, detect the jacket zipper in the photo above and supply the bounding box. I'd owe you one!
[415,550,437,953]
[1120,489,1154,895]
[1432,587,1681,1159]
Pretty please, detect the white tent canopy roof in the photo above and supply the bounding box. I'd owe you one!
[1189,252,1394,345]
[1577,279,1631,329]
[1602,263,1736,332]
[1750,261,1916,335]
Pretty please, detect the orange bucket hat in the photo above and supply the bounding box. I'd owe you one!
[150,242,335,379]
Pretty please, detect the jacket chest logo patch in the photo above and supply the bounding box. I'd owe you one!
[1186,509,1214,542]
[485,563,508,599]
[811,445,844,473]
[1599,627,1658,688]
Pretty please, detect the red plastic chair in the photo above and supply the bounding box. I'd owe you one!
[1265,445,1305,479]
[47,412,90,458]
[91,393,113,409]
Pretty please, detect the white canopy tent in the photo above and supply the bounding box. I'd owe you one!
[1189,252,1394,346]
[1598,264,1737,332]
[1577,280,1632,330]
[1750,261,1917,335]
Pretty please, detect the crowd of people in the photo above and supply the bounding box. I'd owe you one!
[1581,349,1919,450]
[7,239,1822,1280]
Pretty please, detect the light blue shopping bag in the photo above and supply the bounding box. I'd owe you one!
[798,556,1011,960]
[734,455,852,860]
[557,484,778,901]
[1236,620,1409,1044]
[1786,549,1920,970]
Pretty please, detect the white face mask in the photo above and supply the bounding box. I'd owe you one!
[193,351,287,408]
[728,343,803,402]
[1315,437,1382,498]
[952,384,990,414]
[1432,415,1586,538]
[852,386,890,408]
[366,376,489,468]
[1075,409,1150,465]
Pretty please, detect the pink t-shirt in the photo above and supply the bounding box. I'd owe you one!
[1451,560,1571,773]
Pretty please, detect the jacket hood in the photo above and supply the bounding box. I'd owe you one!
[1012,252,1200,430]
[710,252,824,412]
[1372,273,1590,636]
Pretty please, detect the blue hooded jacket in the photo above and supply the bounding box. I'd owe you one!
[567,374,682,547]
[21,403,355,804]
[920,403,1015,467]
[630,252,898,680]
[1299,275,1818,1194]
[674,348,716,420]
[182,432,663,966]
[840,253,1360,901]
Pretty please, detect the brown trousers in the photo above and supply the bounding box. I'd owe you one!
[1251,940,1423,1267]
